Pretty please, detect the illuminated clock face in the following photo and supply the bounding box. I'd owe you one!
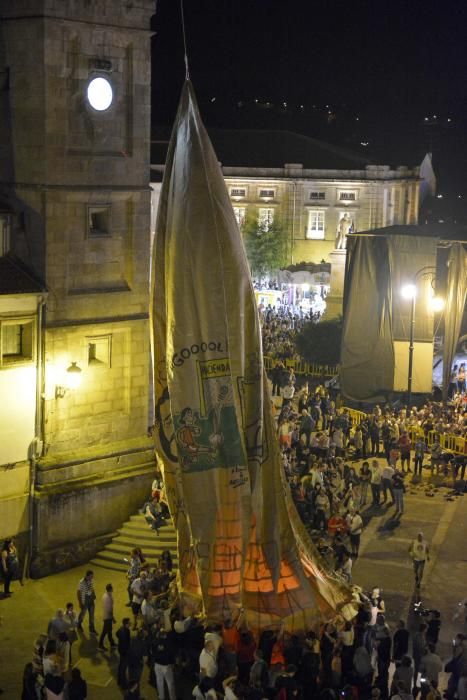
[86,76,113,111]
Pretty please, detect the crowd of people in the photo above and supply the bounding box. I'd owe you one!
[2,301,465,699]
[16,561,467,700]
[259,306,320,362]
[271,373,466,571]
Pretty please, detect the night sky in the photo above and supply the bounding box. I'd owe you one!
[151,0,467,226]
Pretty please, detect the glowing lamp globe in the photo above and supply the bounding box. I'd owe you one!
[401,284,416,300]
[65,362,82,390]
[87,77,113,111]
[431,296,445,313]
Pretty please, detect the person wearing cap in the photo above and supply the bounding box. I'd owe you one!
[409,532,430,588]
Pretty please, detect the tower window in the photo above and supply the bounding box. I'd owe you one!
[87,205,111,237]
[87,335,112,367]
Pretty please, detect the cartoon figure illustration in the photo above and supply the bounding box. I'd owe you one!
[154,386,177,463]
[176,407,216,467]
[208,384,230,448]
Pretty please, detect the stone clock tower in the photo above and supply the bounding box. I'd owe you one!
[0,0,156,575]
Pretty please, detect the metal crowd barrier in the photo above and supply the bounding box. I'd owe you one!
[264,355,339,378]
[344,407,466,456]
[264,357,466,456]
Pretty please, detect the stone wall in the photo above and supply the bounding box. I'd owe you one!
[0,0,156,572]
[30,438,155,577]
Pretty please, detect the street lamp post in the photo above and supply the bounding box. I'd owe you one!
[401,283,417,408]
[407,293,416,409]
[401,267,444,408]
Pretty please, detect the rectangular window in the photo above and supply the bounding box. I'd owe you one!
[309,191,326,200]
[87,334,112,367]
[339,191,357,201]
[258,188,275,199]
[87,204,111,237]
[233,206,246,228]
[258,207,274,231]
[230,187,246,198]
[0,319,34,367]
[306,210,325,239]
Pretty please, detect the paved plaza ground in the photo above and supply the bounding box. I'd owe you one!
[0,479,466,698]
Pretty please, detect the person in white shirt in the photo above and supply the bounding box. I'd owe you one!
[199,639,218,679]
[98,583,116,650]
[141,590,159,627]
[281,380,295,406]
[204,628,223,657]
[130,571,148,630]
[381,464,395,504]
[409,532,430,588]
[349,510,364,557]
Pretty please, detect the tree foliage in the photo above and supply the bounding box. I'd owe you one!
[295,317,343,366]
[242,215,287,280]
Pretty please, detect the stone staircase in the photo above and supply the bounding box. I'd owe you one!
[90,513,178,573]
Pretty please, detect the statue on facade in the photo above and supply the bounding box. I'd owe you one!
[336,212,352,249]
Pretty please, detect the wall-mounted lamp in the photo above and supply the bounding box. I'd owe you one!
[55,362,82,399]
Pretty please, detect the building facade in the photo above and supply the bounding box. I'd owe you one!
[151,129,434,267]
[0,250,45,560]
[225,163,422,264]
[0,0,155,575]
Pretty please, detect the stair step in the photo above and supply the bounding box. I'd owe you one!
[89,558,129,573]
[118,528,176,542]
[118,533,177,548]
[94,548,178,566]
[112,532,176,544]
[119,521,176,534]
[91,510,179,573]
[104,543,178,560]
